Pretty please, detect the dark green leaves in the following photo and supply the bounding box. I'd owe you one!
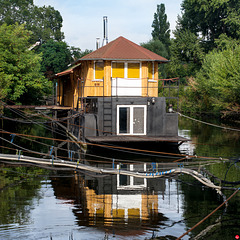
[0,23,50,103]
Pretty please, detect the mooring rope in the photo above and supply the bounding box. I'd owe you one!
[0,128,230,161]
[0,153,223,193]
[179,112,240,132]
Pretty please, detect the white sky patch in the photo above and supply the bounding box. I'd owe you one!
[34,0,182,50]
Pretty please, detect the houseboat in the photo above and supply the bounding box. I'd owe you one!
[56,36,187,149]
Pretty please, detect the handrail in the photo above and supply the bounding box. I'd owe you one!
[72,77,179,110]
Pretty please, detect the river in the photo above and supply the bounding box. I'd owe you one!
[0,115,240,240]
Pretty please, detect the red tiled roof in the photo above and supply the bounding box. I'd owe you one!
[56,63,81,77]
[56,69,73,77]
[79,36,168,62]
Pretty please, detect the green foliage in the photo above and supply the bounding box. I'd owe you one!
[0,0,64,43]
[151,4,171,50]
[167,30,205,81]
[141,39,169,59]
[70,46,82,61]
[0,166,48,225]
[39,41,93,77]
[196,42,240,112]
[179,0,240,50]
[39,39,72,76]
[0,23,50,103]
[171,30,204,64]
[176,0,240,116]
[29,5,64,43]
[151,4,170,43]
[141,39,169,78]
[0,0,34,25]
[180,38,240,115]
[77,49,93,59]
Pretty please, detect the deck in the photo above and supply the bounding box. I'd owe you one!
[4,105,72,110]
[86,135,189,143]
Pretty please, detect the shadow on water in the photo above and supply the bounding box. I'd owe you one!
[85,141,181,163]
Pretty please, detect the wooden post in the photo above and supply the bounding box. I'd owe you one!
[104,61,111,96]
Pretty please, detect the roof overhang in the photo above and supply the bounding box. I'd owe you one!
[78,58,169,63]
[56,63,81,77]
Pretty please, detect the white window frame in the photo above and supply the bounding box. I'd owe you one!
[111,61,142,79]
[111,61,142,96]
[111,61,125,78]
[116,105,147,135]
[117,164,147,190]
[148,61,154,80]
[126,61,142,79]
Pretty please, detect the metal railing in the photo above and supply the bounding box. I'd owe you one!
[57,77,180,112]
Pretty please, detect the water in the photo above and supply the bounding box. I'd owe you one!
[0,116,240,239]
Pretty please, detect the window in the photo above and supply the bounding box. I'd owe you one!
[94,61,104,80]
[111,62,142,96]
[117,105,146,135]
[148,62,154,79]
[111,61,141,79]
[117,163,147,190]
[128,63,140,78]
[112,62,124,78]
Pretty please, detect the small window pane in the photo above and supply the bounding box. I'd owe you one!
[95,61,104,79]
[112,62,124,78]
[119,107,130,134]
[148,62,153,79]
[128,63,140,78]
[133,107,144,134]
[119,164,129,186]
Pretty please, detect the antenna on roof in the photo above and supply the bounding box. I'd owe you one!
[102,16,108,46]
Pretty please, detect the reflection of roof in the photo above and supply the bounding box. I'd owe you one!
[79,36,169,62]
[56,63,81,77]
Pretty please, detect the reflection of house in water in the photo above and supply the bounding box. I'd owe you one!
[178,129,196,155]
[51,163,168,235]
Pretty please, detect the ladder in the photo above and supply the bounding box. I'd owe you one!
[102,97,113,135]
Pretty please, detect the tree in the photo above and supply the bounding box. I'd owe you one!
[0,23,50,104]
[165,30,204,81]
[0,0,34,25]
[141,39,169,59]
[151,4,171,48]
[69,47,92,61]
[171,30,204,65]
[179,0,240,50]
[76,49,93,59]
[39,41,93,77]
[185,37,240,115]
[0,0,64,43]
[39,39,72,77]
[141,39,169,78]
[29,5,64,43]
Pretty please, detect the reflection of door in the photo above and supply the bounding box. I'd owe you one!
[117,105,146,135]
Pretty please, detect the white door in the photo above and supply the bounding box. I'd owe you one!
[117,105,147,135]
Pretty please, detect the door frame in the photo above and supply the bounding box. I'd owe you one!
[116,105,147,135]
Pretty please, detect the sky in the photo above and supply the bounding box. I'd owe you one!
[34,0,183,51]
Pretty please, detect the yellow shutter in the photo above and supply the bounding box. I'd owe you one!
[95,61,104,79]
[148,62,153,79]
[112,62,124,78]
[128,63,140,78]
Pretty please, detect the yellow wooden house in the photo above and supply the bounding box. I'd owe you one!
[56,36,185,146]
[56,36,168,108]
